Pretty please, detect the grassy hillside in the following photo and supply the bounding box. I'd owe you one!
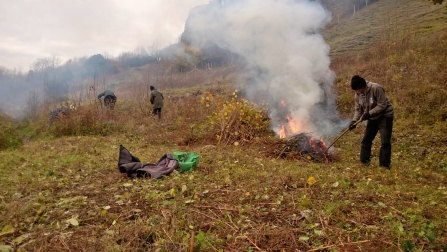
[1,0,447,251]
[324,0,446,57]
[322,0,380,23]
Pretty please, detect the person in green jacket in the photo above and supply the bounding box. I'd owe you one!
[348,75,394,169]
[149,86,164,119]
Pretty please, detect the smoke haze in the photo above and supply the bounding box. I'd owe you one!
[184,0,346,137]
[0,0,208,70]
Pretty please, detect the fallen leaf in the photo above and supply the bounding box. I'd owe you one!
[66,217,79,227]
[314,230,324,236]
[0,225,14,237]
[299,236,310,241]
[11,234,29,245]
[307,176,316,185]
[300,198,311,207]
[100,209,108,216]
[34,206,46,223]
[105,230,115,236]
[0,244,13,252]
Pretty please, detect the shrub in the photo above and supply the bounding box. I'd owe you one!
[203,90,270,145]
[48,105,124,137]
[0,114,23,150]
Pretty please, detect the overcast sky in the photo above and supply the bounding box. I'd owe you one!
[0,0,208,71]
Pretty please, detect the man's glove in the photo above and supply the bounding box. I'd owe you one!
[349,121,357,130]
[361,112,371,121]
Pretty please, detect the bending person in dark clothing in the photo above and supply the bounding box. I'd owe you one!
[49,106,69,125]
[98,90,117,110]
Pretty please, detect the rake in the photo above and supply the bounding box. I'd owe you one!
[323,119,362,155]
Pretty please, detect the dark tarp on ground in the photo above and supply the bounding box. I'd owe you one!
[118,145,178,178]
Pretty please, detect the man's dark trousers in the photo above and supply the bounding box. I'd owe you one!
[360,117,394,167]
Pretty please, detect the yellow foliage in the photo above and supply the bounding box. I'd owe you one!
[203,90,270,145]
[307,176,316,186]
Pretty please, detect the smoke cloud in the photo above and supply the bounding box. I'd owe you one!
[184,0,346,137]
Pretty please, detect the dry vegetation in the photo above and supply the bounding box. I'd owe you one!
[323,0,446,57]
[1,0,447,251]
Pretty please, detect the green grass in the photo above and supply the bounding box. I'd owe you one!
[1,132,446,251]
[1,96,446,251]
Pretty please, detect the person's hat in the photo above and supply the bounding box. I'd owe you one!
[150,86,155,90]
[351,75,366,90]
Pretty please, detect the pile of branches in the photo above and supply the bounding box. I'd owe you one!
[274,133,334,162]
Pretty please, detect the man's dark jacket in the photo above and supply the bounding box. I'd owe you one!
[118,145,178,178]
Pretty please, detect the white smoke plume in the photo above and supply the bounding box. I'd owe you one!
[184,0,346,138]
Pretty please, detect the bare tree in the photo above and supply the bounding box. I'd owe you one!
[32,55,61,73]
[51,54,61,69]
[32,58,52,73]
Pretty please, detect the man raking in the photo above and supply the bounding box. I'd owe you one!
[349,75,394,169]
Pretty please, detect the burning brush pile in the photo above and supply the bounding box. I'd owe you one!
[265,100,338,163]
[273,133,334,162]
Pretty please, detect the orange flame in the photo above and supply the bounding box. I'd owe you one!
[320,136,326,148]
[286,115,301,134]
[279,115,302,139]
[276,98,328,153]
[279,125,286,139]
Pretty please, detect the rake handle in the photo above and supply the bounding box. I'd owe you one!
[323,119,362,154]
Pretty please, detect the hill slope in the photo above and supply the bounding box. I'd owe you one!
[1,0,447,251]
[323,0,446,56]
